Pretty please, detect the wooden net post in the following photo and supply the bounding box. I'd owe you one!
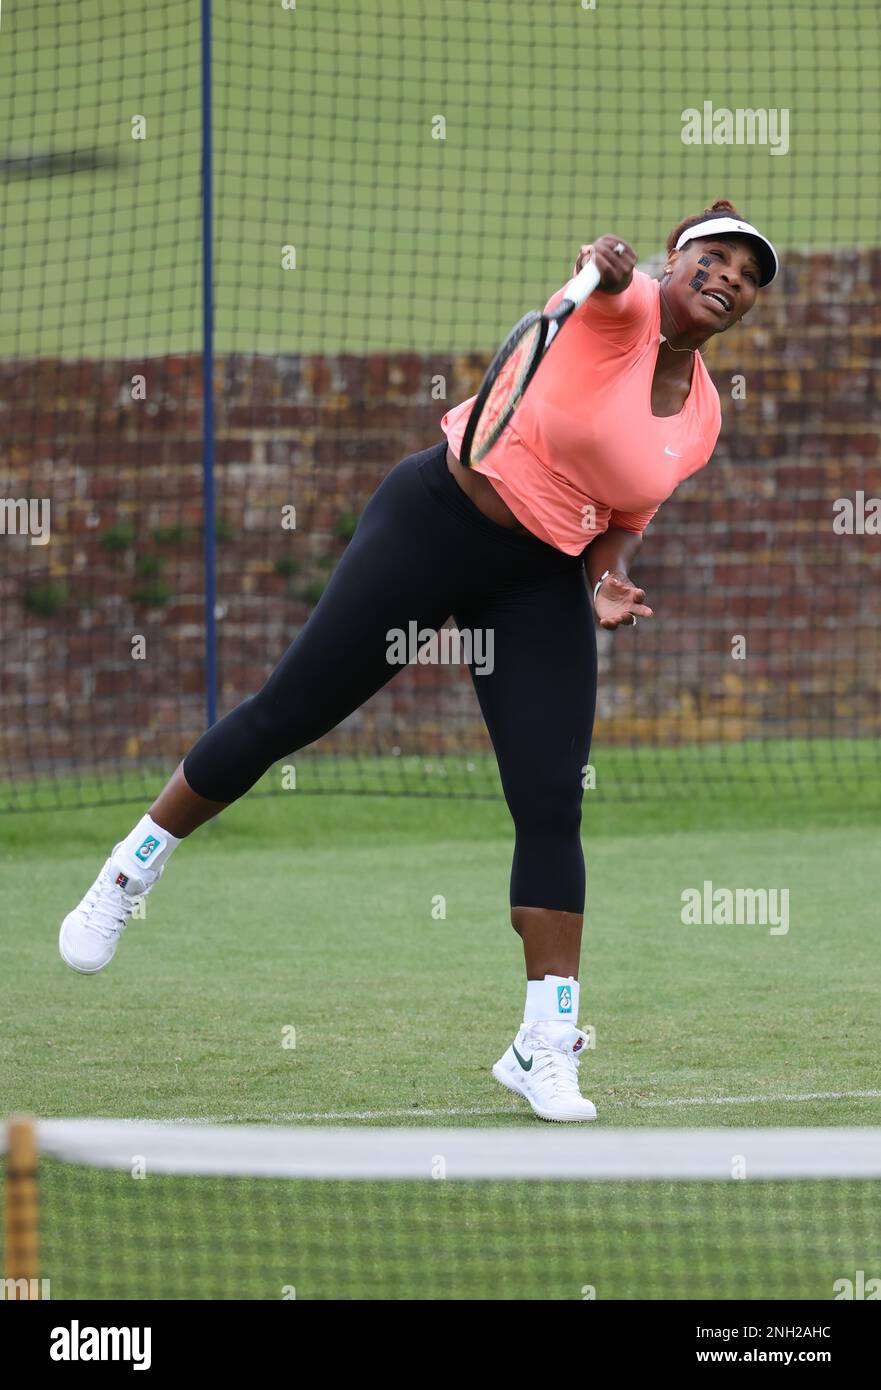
[5,1115,39,1298]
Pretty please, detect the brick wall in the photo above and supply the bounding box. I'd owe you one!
[1,250,879,791]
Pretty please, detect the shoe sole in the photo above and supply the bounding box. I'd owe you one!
[492,1061,596,1123]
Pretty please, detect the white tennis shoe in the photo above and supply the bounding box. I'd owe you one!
[58,846,163,974]
[492,1020,597,1122]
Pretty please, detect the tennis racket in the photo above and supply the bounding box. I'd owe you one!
[459,255,602,468]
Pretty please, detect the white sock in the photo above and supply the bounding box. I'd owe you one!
[115,813,181,877]
[524,974,579,1025]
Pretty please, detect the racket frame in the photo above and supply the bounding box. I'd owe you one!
[459,257,602,467]
[459,311,547,468]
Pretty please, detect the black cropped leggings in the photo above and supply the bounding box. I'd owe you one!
[184,441,597,912]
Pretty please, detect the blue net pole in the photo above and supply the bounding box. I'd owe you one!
[200,0,218,730]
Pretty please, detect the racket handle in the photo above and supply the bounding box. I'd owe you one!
[561,256,602,308]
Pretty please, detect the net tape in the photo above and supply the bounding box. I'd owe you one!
[6,1120,881,1181]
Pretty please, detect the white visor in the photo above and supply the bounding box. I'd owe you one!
[675,216,778,286]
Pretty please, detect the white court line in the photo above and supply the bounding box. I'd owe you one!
[160,1089,881,1126]
[162,1105,516,1124]
[625,1089,881,1109]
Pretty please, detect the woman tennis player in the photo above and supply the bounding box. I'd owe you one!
[60,199,778,1123]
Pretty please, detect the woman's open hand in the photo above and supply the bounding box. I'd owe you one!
[594,572,653,630]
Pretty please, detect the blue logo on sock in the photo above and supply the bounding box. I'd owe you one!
[135,835,161,863]
[557,985,573,1014]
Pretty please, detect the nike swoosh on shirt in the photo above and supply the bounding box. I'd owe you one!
[663,446,682,458]
[512,1044,533,1072]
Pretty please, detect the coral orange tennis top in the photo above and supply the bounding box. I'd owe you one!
[440,270,721,556]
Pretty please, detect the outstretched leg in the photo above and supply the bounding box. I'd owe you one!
[59,443,471,971]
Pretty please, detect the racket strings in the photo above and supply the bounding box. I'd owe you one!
[470,320,544,461]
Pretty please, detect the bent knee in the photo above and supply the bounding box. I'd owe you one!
[507,779,584,836]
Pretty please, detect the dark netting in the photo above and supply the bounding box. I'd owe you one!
[2,1,879,810]
[6,1163,877,1301]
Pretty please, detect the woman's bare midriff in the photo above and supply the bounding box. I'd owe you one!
[444,444,529,533]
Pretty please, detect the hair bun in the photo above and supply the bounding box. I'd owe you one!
[706,198,738,215]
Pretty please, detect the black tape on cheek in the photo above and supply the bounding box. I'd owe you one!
[697,255,712,267]
[689,275,706,290]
